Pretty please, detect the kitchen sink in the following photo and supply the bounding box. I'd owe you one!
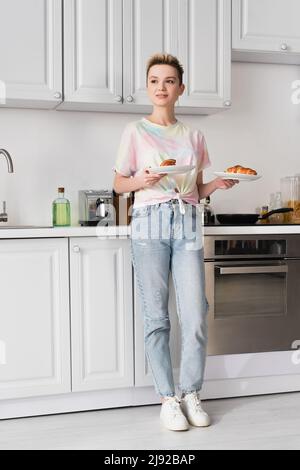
[0,225,53,229]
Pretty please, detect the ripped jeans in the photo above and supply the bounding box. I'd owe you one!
[130,200,209,398]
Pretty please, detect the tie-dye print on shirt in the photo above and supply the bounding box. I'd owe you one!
[113,118,211,207]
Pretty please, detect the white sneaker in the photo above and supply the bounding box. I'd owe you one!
[160,396,189,431]
[180,392,211,427]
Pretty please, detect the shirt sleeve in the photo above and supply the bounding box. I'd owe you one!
[196,132,211,173]
[113,123,137,177]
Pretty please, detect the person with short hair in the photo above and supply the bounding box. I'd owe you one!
[113,53,238,431]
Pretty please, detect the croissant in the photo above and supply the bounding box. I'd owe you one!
[226,166,237,173]
[225,165,257,175]
[236,167,247,174]
[244,168,257,175]
[160,159,176,167]
[226,165,241,173]
[236,167,257,175]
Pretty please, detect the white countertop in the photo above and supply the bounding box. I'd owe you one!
[0,225,131,239]
[0,225,300,239]
[1,224,300,239]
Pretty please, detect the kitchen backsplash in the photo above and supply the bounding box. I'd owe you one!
[0,62,299,226]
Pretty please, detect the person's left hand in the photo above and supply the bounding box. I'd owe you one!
[214,177,239,190]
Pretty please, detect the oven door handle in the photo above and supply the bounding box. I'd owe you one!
[215,265,288,275]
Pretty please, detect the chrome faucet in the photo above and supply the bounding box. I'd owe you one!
[0,149,14,173]
[0,149,14,223]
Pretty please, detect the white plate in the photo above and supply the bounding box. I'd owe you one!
[148,165,195,175]
[214,171,262,182]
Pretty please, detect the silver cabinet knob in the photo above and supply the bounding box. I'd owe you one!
[280,43,288,51]
[126,95,134,103]
[224,100,232,107]
[54,92,62,99]
[73,245,80,253]
[114,95,122,103]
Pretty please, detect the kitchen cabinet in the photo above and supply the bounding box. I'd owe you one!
[0,0,63,109]
[0,239,70,400]
[134,273,182,387]
[62,0,123,111]
[175,0,231,111]
[0,229,300,420]
[69,237,134,392]
[232,0,300,65]
[60,0,231,114]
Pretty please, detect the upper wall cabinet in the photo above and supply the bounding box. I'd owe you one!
[232,0,300,65]
[122,0,178,108]
[122,0,231,113]
[60,0,231,114]
[62,0,123,111]
[0,0,231,113]
[176,0,231,112]
[0,0,63,109]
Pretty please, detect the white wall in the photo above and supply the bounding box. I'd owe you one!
[0,62,300,226]
[204,62,300,215]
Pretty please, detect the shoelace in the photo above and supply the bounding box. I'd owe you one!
[185,392,204,412]
[165,397,183,417]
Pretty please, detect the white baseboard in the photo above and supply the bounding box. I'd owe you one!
[1,374,300,420]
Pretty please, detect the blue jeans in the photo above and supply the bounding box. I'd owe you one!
[130,200,209,397]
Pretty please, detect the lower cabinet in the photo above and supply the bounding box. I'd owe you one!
[0,239,71,400]
[69,237,134,391]
[0,236,134,402]
[134,272,181,388]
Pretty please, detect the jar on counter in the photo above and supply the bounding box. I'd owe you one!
[269,192,284,224]
[280,176,300,223]
[269,193,275,211]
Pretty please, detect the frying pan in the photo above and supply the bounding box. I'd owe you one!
[216,208,293,225]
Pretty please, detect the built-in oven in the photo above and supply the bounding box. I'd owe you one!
[204,235,300,355]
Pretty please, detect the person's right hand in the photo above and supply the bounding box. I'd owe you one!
[214,177,239,190]
[136,168,167,190]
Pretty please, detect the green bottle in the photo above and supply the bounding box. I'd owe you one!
[52,187,71,227]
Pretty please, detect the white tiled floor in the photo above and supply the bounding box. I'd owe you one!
[1,392,300,450]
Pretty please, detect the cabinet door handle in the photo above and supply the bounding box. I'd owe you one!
[224,100,231,107]
[126,95,134,103]
[280,43,288,51]
[114,95,122,103]
[54,92,62,99]
[73,245,80,253]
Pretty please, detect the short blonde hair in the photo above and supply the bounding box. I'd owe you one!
[146,53,184,86]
